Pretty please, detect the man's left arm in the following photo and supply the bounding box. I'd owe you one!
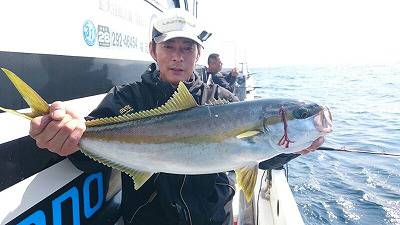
[225,68,239,85]
[217,68,238,93]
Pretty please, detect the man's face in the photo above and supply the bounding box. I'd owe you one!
[208,57,223,74]
[150,37,200,85]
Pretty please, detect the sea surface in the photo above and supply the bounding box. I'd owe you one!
[250,65,400,225]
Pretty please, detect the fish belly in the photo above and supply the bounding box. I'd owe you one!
[79,138,281,174]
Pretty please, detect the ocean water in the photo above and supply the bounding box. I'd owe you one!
[250,65,400,225]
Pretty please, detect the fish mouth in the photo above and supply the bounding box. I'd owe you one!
[314,107,333,134]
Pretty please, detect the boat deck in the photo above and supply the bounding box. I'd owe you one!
[232,170,304,225]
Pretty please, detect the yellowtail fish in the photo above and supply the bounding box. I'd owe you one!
[0,68,332,202]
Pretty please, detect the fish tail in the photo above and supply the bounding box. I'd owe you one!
[0,68,49,120]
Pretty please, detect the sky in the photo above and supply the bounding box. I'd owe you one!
[196,0,400,68]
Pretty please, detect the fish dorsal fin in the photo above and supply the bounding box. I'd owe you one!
[86,82,198,127]
[0,68,49,119]
[80,147,154,189]
[235,165,259,203]
[206,98,230,105]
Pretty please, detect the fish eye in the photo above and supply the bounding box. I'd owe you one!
[293,107,309,119]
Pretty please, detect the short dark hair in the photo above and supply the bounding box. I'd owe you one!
[150,39,201,57]
[208,53,220,64]
[151,39,201,52]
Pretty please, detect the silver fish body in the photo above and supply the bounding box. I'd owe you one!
[80,98,332,174]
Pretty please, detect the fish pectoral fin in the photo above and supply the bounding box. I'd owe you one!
[1,68,49,119]
[236,130,261,139]
[235,165,258,203]
[126,170,154,190]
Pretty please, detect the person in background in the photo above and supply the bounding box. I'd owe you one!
[207,53,239,93]
[28,8,324,225]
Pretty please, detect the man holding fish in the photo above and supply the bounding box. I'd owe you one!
[24,8,327,225]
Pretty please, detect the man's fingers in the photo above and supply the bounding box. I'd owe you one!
[49,101,84,120]
[60,122,86,156]
[46,118,78,155]
[310,136,325,150]
[297,137,325,155]
[29,101,85,156]
[65,107,84,120]
[29,115,52,138]
[34,115,72,149]
[49,101,67,120]
[231,67,239,76]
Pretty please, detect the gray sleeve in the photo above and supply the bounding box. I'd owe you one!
[216,86,239,102]
[225,72,237,87]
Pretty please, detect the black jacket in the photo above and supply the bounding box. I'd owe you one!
[69,64,237,225]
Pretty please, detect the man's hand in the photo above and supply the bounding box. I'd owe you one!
[29,101,86,156]
[296,136,325,155]
[230,67,239,77]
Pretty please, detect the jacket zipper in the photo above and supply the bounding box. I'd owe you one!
[128,191,158,224]
[180,175,193,225]
[215,182,236,192]
[216,172,236,192]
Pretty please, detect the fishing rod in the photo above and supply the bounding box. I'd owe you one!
[317,146,400,157]
[247,72,258,76]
